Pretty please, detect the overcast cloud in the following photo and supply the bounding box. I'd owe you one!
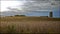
[1,0,60,12]
[0,0,60,17]
[0,0,60,15]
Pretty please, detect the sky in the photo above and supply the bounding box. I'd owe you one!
[0,1,25,11]
[0,0,60,18]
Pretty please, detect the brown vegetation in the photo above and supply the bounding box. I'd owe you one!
[0,16,60,34]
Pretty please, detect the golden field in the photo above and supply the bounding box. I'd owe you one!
[0,16,60,34]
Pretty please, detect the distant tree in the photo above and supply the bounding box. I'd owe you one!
[14,15,26,17]
[10,16,13,17]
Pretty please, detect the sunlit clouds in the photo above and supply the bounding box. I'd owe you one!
[1,0,60,12]
[0,0,60,17]
[1,1,25,12]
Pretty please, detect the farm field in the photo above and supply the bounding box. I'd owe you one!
[0,16,60,34]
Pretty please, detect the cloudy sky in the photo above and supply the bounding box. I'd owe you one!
[0,0,60,18]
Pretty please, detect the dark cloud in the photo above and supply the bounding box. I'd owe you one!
[1,0,23,1]
[25,0,49,1]
[21,1,51,11]
[0,0,60,16]
[21,0,60,12]
[1,0,60,12]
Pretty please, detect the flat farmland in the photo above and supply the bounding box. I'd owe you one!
[0,17,60,34]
